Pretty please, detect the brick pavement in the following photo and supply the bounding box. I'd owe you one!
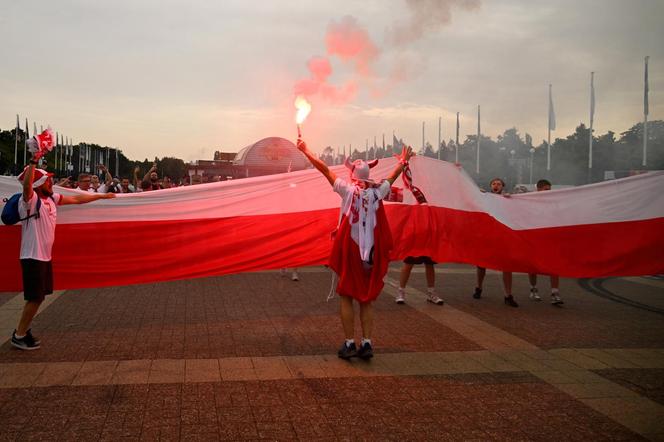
[0,265,662,440]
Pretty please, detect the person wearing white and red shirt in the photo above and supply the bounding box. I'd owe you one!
[297,138,413,361]
[11,154,115,351]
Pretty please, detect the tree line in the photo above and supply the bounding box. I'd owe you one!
[319,121,664,187]
[1,120,662,187]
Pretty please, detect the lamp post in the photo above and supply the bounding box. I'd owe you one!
[529,148,535,185]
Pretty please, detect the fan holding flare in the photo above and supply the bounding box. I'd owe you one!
[296,133,414,361]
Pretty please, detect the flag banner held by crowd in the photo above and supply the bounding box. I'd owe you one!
[0,157,663,291]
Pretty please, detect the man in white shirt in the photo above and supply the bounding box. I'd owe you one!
[297,138,413,360]
[11,156,115,350]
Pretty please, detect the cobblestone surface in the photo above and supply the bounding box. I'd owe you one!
[0,265,662,440]
[0,376,644,441]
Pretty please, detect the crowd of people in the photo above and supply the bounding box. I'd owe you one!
[10,139,564,359]
[53,163,178,193]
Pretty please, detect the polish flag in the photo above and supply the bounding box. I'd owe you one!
[0,157,662,291]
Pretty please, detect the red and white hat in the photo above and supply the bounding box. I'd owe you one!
[344,157,378,183]
[17,167,54,188]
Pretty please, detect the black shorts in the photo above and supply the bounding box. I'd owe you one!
[403,256,436,265]
[20,259,53,302]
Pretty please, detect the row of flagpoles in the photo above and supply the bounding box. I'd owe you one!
[12,117,120,177]
[365,56,652,176]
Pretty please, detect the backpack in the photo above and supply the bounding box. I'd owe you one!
[1,193,43,225]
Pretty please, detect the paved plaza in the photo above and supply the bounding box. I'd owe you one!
[0,264,663,441]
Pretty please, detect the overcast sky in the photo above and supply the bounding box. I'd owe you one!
[1,0,662,161]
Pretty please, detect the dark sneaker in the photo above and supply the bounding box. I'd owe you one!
[472,288,482,299]
[357,342,374,360]
[26,329,41,346]
[11,330,40,350]
[337,342,357,360]
[504,295,519,308]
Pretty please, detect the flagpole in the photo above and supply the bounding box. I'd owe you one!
[365,139,368,161]
[24,118,29,165]
[476,105,480,175]
[588,72,595,182]
[436,116,440,160]
[643,56,649,167]
[455,112,460,164]
[422,121,425,152]
[547,84,553,171]
[55,131,59,173]
[14,114,19,171]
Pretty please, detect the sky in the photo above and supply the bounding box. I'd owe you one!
[1,0,662,161]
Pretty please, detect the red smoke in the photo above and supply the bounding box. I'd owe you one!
[293,2,480,106]
[325,16,380,76]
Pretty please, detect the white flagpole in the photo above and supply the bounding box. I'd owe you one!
[55,131,59,172]
[14,114,19,169]
[547,84,555,171]
[589,72,595,171]
[476,105,480,175]
[365,139,368,161]
[455,112,460,164]
[422,121,425,152]
[24,118,29,165]
[643,56,649,167]
[438,116,441,160]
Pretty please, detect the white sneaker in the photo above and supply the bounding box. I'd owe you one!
[291,272,299,281]
[427,293,444,305]
[551,294,564,305]
[529,288,541,301]
[395,289,406,304]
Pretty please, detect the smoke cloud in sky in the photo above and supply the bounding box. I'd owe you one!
[389,0,481,46]
[294,0,481,106]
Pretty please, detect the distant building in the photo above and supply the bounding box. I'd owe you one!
[233,137,308,178]
[186,137,308,183]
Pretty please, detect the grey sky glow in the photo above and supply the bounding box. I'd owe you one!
[1,0,662,161]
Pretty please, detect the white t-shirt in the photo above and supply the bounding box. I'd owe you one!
[333,178,390,261]
[75,184,106,193]
[18,192,62,261]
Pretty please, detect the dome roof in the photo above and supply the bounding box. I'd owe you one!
[233,137,307,170]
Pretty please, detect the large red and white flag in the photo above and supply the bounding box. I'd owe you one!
[0,156,663,291]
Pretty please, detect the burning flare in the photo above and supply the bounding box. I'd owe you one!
[294,96,311,125]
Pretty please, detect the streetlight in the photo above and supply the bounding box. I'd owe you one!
[529,148,535,185]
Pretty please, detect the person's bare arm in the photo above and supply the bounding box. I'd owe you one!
[143,164,156,182]
[60,192,115,206]
[99,165,112,185]
[385,145,415,185]
[296,139,337,187]
[22,164,36,202]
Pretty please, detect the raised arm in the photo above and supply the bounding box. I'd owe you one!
[133,166,140,190]
[385,145,415,185]
[60,192,115,206]
[143,164,157,182]
[22,154,41,202]
[296,139,337,187]
[99,164,113,186]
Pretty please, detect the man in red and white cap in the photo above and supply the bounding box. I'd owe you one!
[297,138,414,360]
[11,150,115,350]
